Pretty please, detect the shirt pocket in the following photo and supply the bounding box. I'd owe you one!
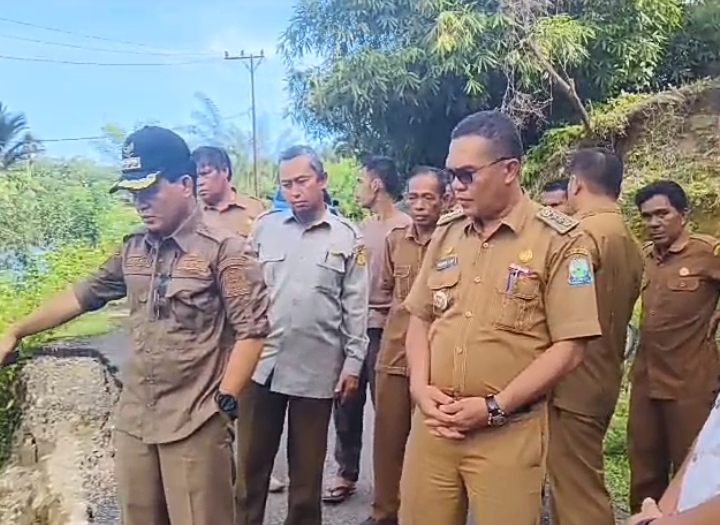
[493,273,542,333]
[427,268,461,317]
[258,252,285,288]
[166,276,219,332]
[315,250,347,296]
[666,276,700,292]
[393,265,412,301]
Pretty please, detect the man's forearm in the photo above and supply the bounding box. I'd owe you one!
[219,338,264,397]
[495,339,586,413]
[10,290,85,339]
[406,316,431,392]
[656,496,720,525]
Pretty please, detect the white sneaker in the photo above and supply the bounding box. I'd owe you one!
[269,475,286,493]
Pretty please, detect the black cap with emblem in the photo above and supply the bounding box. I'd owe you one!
[110,126,193,194]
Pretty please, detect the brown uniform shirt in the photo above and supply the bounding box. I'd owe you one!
[404,196,602,399]
[362,211,413,329]
[553,204,644,416]
[202,188,266,237]
[632,233,720,400]
[74,207,270,444]
[377,223,432,376]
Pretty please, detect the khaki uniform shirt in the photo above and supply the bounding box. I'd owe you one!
[404,196,602,399]
[250,208,369,398]
[202,189,266,237]
[632,233,720,400]
[553,204,644,417]
[376,223,432,376]
[73,207,270,444]
[362,211,412,329]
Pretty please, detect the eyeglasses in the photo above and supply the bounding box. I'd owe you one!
[444,157,516,186]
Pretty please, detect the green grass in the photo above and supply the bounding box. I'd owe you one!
[48,302,127,341]
[605,385,631,513]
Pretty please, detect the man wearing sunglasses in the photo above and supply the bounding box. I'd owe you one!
[400,110,602,525]
[0,126,271,525]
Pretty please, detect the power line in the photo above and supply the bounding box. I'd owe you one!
[0,54,220,66]
[0,16,205,55]
[36,110,254,143]
[0,33,215,57]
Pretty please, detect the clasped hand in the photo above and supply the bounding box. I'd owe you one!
[413,385,488,439]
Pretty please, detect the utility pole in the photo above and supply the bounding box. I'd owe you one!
[224,50,264,196]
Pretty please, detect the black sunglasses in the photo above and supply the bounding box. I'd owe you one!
[444,157,516,186]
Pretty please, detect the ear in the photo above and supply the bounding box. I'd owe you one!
[180,175,196,197]
[503,159,522,185]
[370,177,382,193]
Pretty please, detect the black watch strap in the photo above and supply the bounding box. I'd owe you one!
[635,519,657,525]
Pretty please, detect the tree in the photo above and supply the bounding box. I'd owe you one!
[281,0,690,171]
[0,103,37,171]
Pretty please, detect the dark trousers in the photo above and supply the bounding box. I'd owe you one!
[236,380,333,525]
[332,328,382,482]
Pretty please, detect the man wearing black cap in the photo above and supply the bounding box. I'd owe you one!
[0,126,271,525]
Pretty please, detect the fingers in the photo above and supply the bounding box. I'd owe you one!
[427,386,454,405]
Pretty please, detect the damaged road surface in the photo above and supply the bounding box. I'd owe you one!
[0,348,122,525]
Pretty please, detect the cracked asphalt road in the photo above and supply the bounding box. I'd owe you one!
[85,329,377,525]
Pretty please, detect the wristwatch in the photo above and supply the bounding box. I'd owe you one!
[485,395,508,427]
[215,391,238,420]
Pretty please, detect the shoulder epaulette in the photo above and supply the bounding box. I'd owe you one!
[437,208,465,226]
[254,208,282,223]
[536,206,579,235]
[689,233,720,256]
[332,213,362,238]
[122,226,146,243]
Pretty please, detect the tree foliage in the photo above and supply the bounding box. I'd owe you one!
[0,103,40,170]
[281,0,716,171]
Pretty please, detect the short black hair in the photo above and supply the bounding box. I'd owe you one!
[362,155,403,200]
[568,147,623,198]
[542,178,569,194]
[451,110,523,159]
[408,165,447,195]
[634,180,689,214]
[192,146,233,181]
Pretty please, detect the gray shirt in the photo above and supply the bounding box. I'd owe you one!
[250,208,369,398]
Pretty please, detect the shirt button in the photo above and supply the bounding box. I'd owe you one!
[456,347,464,354]
[474,277,481,283]
[482,242,490,248]
[464,311,473,318]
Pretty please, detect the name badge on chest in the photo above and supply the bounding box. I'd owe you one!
[435,255,458,271]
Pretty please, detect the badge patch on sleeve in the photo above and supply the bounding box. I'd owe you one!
[568,256,593,286]
[354,245,367,267]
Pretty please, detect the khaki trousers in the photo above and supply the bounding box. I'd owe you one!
[372,372,413,522]
[548,405,614,525]
[399,407,547,525]
[115,414,235,525]
[236,380,333,525]
[627,388,715,512]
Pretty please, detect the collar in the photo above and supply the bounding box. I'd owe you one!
[205,188,244,213]
[573,202,621,219]
[463,193,533,237]
[282,205,332,229]
[650,231,690,261]
[404,223,433,245]
[144,205,202,254]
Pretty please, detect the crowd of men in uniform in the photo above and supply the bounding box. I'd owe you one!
[0,110,719,525]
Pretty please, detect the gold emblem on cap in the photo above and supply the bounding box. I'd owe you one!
[519,250,533,263]
[679,267,689,276]
[122,141,134,156]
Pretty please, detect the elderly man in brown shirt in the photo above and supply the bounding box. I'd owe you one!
[400,110,602,525]
[324,156,411,504]
[548,148,644,525]
[628,179,720,513]
[192,145,266,238]
[0,127,270,525]
[359,166,448,525]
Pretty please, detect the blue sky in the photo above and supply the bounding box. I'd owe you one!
[0,0,309,161]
